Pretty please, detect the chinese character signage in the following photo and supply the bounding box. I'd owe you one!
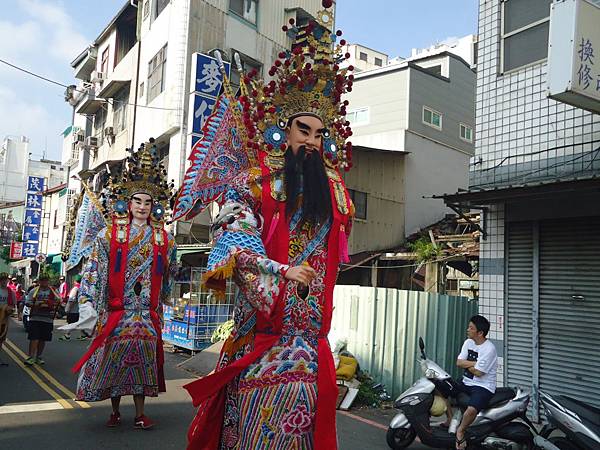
[547,0,600,114]
[21,175,45,259]
[9,241,23,259]
[188,52,231,151]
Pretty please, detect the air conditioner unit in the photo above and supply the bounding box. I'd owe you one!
[85,136,98,148]
[73,131,85,143]
[103,127,114,137]
[91,71,106,83]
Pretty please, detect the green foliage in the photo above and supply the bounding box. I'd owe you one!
[211,319,234,343]
[407,237,441,263]
[354,371,382,408]
[39,264,60,286]
[0,246,11,264]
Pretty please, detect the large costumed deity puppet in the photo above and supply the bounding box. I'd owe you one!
[172,1,356,448]
[69,141,177,426]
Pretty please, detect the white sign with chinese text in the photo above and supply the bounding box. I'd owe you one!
[548,0,600,114]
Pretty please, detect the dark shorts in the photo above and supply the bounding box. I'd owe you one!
[27,321,53,342]
[457,380,494,412]
[66,313,79,324]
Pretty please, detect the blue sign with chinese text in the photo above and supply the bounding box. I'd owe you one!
[27,176,45,193]
[191,95,217,135]
[194,53,231,97]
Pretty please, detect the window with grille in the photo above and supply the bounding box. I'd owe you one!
[348,189,367,220]
[113,87,130,133]
[94,108,106,146]
[148,44,167,102]
[501,0,552,72]
[374,57,383,67]
[359,52,368,62]
[155,0,170,18]
[100,47,110,74]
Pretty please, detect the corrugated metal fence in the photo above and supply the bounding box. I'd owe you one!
[331,286,479,398]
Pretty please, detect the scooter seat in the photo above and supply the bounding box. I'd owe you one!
[559,395,600,429]
[457,387,515,409]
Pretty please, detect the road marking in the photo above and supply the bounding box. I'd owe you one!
[0,401,64,415]
[5,339,90,409]
[2,345,72,409]
[337,410,389,431]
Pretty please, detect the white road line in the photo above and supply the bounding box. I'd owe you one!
[0,401,64,415]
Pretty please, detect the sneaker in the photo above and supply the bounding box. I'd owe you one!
[59,335,71,341]
[134,415,155,430]
[77,335,90,341]
[24,356,36,366]
[35,357,45,365]
[106,412,121,427]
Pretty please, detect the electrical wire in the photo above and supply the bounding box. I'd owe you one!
[0,57,180,111]
[340,253,470,270]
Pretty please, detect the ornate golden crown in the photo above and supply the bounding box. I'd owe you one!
[106,139,174,222]
[237,0,355,171]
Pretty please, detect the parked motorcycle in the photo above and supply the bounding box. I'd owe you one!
[539,390,600,450]
[387,337,558,450]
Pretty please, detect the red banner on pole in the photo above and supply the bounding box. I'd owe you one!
[9,241,23,259]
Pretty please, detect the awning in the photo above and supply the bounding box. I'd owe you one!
[97,79,130,98]
[176,244,212,262]
[9,258,32,269]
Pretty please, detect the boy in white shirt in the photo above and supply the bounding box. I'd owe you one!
[455,315,497,449]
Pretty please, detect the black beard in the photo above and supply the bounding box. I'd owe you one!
[284,145,332,225]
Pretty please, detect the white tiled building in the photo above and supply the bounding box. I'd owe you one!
[441,0,600,418]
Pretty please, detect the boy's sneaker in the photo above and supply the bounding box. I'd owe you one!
[24,356,36,366]
[35,357,45,365]
[134,415,155,430]
[106,412,121,427]
[59,335,71,341]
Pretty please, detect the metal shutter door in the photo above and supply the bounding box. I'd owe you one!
[539,217,600,407]
[506,222,534,393]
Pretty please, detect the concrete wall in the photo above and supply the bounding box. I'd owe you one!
[407,58,475,155]
[403,131,470,235]
[0,137,29,204]
[343,148,405,253]
[346,69,410,138]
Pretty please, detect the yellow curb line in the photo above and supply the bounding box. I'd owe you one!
[5,339,91,409]
[2,345,72,410]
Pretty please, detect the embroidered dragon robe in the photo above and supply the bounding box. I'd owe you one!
[185,162,353,450]
[74,224,176,401]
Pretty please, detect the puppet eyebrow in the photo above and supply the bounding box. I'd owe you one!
[131,195,151,203]
[296,120,325,134]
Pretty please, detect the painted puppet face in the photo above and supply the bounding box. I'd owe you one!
[285,115,325,156]
[129,193,153,221]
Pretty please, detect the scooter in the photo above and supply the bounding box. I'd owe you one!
[539,390,600,450]
[387,337,559,450]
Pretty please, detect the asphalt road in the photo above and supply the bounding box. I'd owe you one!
[0,318,425,450]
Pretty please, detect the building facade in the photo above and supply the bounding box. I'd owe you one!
[344,52,475,255]
[441,0,600,416]
[65,0,331,245]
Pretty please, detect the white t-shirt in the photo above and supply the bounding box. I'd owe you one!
[458,338,498,393]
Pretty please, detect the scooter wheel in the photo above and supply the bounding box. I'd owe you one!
[549,437,580,450]
[386,426,416,450]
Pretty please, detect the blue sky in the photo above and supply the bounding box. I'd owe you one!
[0,0,478,162]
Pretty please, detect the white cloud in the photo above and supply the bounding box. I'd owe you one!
[0,20,43,63]
[17,0,89,62]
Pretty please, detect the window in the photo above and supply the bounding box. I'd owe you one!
[229,0,257,25]
[53,210,58,229]
[155,0,170,18]
[230,51,262,90]
[374,57,383,67]
[422,106,442,130]
[100,47,110,75]
[143,0,150,19]
[501,0,552,72]
[113,87,130,133]
[139,81,145,98]
[359,52,368,62]
[348,189,367,220]
[460,124,473,142]
[346,107,369,126]
[148,44,167,102]
[94,107,107,147]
